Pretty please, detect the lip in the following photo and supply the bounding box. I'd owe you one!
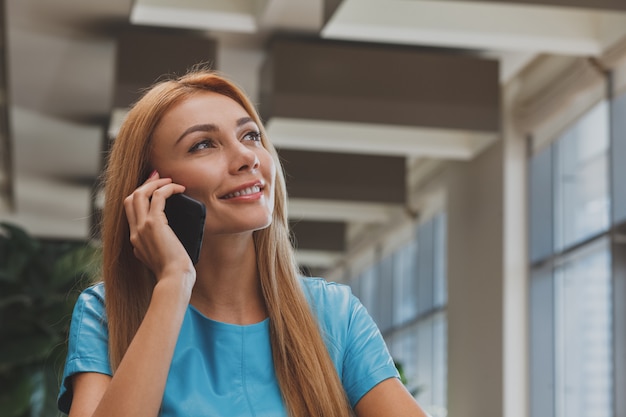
[219,180,265,200]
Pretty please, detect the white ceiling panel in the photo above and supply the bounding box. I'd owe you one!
[131,0,259,32]
[3,175,93,239]
[266,118,498,159]
[322,0,626,56]
[288,198,404,224]
[11,107,102,178]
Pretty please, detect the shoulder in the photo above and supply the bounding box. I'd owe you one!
[300,276,352,296]
[75,282,106,312]
[79,281,106,302]
[70,282,107,328]
[66,282,109,364]
[299,276,361,343]
[300,276,355,315]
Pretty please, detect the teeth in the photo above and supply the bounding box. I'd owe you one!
[224,185,260,199]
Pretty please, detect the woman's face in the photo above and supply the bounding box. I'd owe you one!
[150,91,276,236]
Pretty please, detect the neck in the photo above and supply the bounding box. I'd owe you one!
[190,233,267,325]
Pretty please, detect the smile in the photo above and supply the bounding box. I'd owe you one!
[221,185,262,199]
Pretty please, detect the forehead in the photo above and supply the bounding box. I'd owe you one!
[172,90,248,120]
[155,91,252,134]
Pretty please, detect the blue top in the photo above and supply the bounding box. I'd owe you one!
[58,277,399,416]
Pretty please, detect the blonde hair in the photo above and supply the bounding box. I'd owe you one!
[101,69,352,417]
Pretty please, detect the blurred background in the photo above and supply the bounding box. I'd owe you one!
[1,0,626,416]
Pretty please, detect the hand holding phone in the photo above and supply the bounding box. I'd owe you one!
[164,194,206,264]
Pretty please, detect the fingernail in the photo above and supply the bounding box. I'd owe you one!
[149,170,158,179]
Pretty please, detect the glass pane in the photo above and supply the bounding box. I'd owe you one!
[530,265,555,417]
[431,312,448,417]
[393,238,418,325]
[417,221,435,315]
[415,319,433,407]
[611,92,626,224]
[529,145,554,263]
[433,213,448,307]
[359,265,378,325]
[614,235,626,417]
[377,255,394,332]
[555,238,613,417]
[554,101,610,251]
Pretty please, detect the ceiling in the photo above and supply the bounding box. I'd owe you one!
[2,0,626,271]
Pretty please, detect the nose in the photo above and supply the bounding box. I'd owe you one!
[230,141,260,173]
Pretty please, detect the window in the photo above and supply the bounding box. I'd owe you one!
[529,99,615,417]
[349,212,447,417]
[554,240,612,417]
[553,101,610,251]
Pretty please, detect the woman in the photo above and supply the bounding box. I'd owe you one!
[58,69,428,417]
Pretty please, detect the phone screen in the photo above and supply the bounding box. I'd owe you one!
[164,194,206,264]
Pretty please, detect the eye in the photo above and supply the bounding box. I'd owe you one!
[242,131,262,143]
[188,139,215,152]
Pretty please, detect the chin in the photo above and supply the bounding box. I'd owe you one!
[253,215,273,231]
[229,214,273,234]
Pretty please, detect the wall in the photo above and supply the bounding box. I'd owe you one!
[445,140,504,417]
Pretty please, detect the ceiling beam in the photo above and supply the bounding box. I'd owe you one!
[322,0,626,56]
[279,149,406,204]
[261,37,500,158]
[458,0,626,11]
[288,198,403,223]
[261,38,500,132]
[290,219,346,251]
[131,0,259,33]
[295,249,344,269]
[113,28,217,109]
[268,118,497,158]
[260,39,500,159]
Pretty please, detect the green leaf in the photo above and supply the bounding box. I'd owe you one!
[0,223,41,285]
[36,364,64,417]
[51,245,101,289]
[0,335,59,371]
[0,374,33,417]
[0,294,33,310]
[29,370,45,417]
[0,222,93,415]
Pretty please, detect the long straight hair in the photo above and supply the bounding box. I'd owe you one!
[101,69,353,417]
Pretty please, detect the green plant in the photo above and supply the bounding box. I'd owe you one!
[394,359,425,398]
[0,222,101,417]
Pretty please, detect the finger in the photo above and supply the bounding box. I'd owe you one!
[124,177,173,243]
[130,178,174,224]
[148,183,187,215]
[144,169,159,183]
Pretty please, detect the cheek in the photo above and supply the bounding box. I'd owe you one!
[266,162,278,215]
[260,149,276,178]
[263,156,277,191]
[167,164,221,198]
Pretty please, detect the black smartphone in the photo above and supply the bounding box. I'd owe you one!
[164,194,206,264]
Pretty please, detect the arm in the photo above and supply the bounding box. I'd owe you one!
[354,378,429,417]
[68,279,191,417]
[67,174,195,417]
[334,285,429,416]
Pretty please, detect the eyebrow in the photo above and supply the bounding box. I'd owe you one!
[175,117,256,144]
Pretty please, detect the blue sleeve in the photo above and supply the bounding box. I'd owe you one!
[57,284,112,414]
[301,278,399,408]
[341,291,399,407]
